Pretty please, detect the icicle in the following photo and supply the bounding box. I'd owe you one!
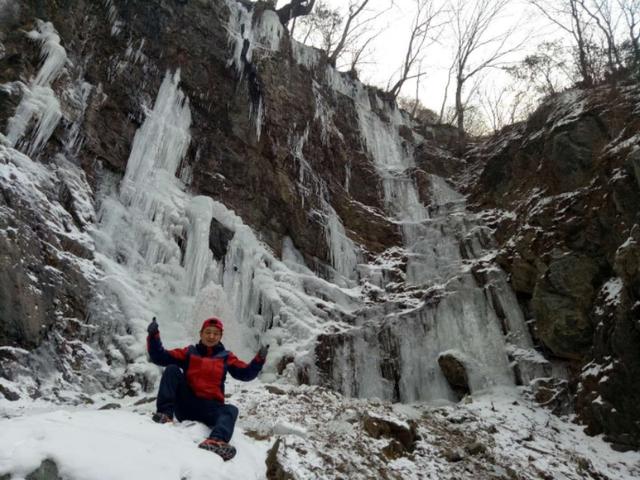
[120,70,191,203]
[292,41,321,69]
[183,196,214,295]
[223,2,284,141]
[224,1,283,75]
[324,203,359,284]
[6,86,62,156]
[289,126,360,283]
[102,0,124,36]
[5,20,67,156]
[93,69,194,348]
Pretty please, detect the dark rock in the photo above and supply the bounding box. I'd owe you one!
[510,256,539,294]
[98,403,121,410]
[627,149,640,189]
[265,438,296,480]
[0,383,20,401]
[0,2,21,32]
[25,459,62,480]
[437,352,470,400]
[381,439,406,460]
[613,225,640,287]
[464,440,487,456]
[362,414,418,453]
[442,447,465,462]
[465,85,640,448]
[530,378,572,416]
[531,253,600,359]
[265,385,287,395]
[209,218,234,261]
[548,116,607,188]
[276,355,294,375]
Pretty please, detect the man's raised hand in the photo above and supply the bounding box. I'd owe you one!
[147,317,159,335]
[257,344,269,359]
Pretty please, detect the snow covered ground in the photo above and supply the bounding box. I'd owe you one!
[1,381,638,480]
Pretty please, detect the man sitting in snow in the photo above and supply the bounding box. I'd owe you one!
[146,316,268,461]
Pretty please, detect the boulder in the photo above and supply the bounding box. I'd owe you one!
[265,438,296,480]
[437,352,470,400]
[362,413,418,454]
[26,459,62,480]
[531,253,600,359]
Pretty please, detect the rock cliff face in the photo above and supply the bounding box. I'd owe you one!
[464,85,640,449]
[0,0,416,403]
[0,0,638,450]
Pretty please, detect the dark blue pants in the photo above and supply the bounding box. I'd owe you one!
[156,365,239,443]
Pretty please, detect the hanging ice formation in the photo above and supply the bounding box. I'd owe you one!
[224,2,363,286]
[5,20,67,157]
[225,0,285,140]
[93,70,200,363]
[288,126,361,285]
[92,69,361,386]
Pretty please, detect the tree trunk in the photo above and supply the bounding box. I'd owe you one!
[277,0,316,25]
[455,76,464,147]
[571,0,593,85]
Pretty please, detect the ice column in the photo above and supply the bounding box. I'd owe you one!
[5,20,67,156]
[121,71,191,202]
[93,70,201,352]
[325,203,359,284]
[223,1,284,140]
[184,196,214,295]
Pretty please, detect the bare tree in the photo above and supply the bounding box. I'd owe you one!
[295,2,342,50]
[291,0,391,70]
[529,0,596,85]
[576,0,623,75]
[505,40,573,96]
[447,0,524,140]
[618,0,640,64]
[477,84,510,132]
[387,0,444,99]
[327,0,371,65]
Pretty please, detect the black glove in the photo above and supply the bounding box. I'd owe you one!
[257,344,269,359]
[147,317,159,335]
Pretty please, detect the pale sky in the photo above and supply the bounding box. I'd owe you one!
[275,0,565,126]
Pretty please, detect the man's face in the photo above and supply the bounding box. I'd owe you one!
[200,326,222,347]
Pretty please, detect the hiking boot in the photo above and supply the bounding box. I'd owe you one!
[198,438,237,461]
[152,412,174,424]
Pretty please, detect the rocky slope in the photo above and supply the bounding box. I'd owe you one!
[461,84,640,450]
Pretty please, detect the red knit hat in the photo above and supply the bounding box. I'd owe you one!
[200,317,224,332]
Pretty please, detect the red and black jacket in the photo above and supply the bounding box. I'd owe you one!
[147,333,265,403]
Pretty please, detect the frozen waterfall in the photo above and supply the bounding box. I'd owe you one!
[217,5,547,402]
[92,69,362,389]
[89,5,546,402]
[315,70,548,402]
